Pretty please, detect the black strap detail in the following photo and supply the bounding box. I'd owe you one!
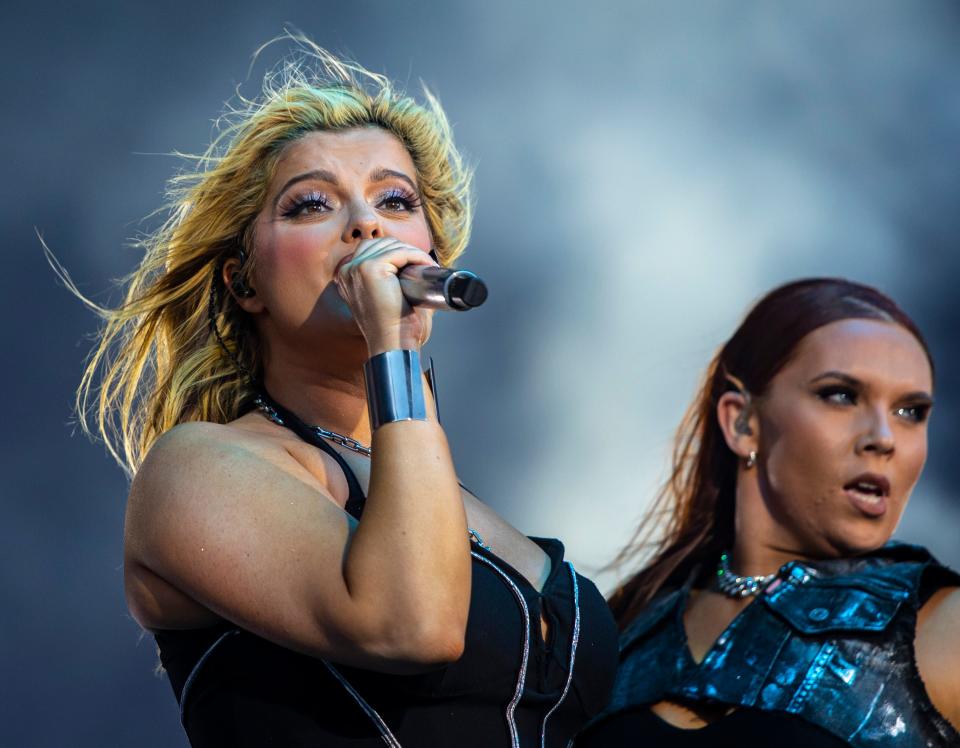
[256,389,367,520]
[426,356,441,425]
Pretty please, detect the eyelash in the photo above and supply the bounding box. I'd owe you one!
[280,187,423,218]
[376,187,422,212]
[816,385,857,406]
[281,190,330,218]
[895,404,931,423]
[815,386,930,423]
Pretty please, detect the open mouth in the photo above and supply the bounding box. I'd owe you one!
[843,474,890,515]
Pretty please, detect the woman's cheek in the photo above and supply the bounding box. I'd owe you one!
[274,230,327,271]
[265,238,341,298]
[893,436,928,514]
[387,217,433,253]
[764,419,833,510]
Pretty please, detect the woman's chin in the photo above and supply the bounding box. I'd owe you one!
[824,524,894,558]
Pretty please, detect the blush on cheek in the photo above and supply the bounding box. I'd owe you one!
[277,224,324,260]
[261,229,338,290]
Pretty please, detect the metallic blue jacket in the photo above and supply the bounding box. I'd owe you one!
[592,543,960,746]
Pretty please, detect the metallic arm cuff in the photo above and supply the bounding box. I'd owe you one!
[363,349,428,431]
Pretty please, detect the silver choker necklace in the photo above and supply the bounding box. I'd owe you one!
[715,552,776,598]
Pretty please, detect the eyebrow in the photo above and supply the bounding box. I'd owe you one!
[273,167,420,209]
[809,370,934,404]
[809,371,861,387]
[369,168,419,193]
[274,169,339,208]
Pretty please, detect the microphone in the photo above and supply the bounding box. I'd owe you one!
[398,266,488,311]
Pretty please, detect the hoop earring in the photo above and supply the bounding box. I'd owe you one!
[745,450,757,469]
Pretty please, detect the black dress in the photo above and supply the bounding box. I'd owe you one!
[154,407,619,747]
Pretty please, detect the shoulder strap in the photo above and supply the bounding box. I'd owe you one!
[255,389,367,520]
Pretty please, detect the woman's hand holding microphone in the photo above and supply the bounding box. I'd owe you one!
[334,238,439,356]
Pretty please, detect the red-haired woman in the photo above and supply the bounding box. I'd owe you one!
[578,279,960,747]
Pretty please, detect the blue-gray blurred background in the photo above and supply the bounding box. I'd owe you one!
[3,1,959,745]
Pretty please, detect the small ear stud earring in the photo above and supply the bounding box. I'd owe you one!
[745,450,757,469]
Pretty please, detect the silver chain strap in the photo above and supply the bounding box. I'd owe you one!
[254,396,372,457]
[256,395,489,550]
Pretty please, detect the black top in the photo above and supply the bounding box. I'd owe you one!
[154,395,619,746]
[576,705,850,747]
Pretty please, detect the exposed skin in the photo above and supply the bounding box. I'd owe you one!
[123,128,553,675]
[649,319,960,730]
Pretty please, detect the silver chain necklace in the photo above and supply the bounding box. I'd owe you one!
[715,551,776,598]
[256,394,493,550]
[254,396,372,456]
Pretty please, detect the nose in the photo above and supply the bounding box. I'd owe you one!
[342,201,382,243]
[855,407,895,458]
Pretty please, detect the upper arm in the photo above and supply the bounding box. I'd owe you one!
[124,423,390,666]
[915,586,960,730]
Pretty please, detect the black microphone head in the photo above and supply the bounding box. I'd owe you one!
[447,274,488,310]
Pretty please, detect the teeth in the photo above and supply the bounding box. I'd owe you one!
[848,483,883,502]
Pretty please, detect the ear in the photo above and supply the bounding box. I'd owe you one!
[716,390,759,461]
[221,256,264,313]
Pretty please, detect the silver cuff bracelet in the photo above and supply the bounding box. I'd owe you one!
[363,349,428,431]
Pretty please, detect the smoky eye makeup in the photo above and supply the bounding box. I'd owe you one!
[813,382,859,406]
[809,371,864,407]
[893,397,934,424]
[375,185,423,212]
[811,375,933,423]
[278,190,333,218]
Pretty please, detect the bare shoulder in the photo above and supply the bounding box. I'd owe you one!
[915,586,960,730]
[917,585,960,657]
[130,421,243,499]
[131,420,272,494]
[121,415,471,669]
[126,422,249,543]
[124,418,353,632]
[128,418,347,521]
[133,419,300,483]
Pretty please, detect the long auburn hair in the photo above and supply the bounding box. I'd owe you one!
[607,277,934,629]
[56,35,473,477]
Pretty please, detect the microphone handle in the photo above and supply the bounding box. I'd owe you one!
[398,266,488,311]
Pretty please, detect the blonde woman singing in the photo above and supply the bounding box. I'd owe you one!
[73,39,618,747]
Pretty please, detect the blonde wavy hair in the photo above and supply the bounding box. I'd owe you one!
[65,36,474,477]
